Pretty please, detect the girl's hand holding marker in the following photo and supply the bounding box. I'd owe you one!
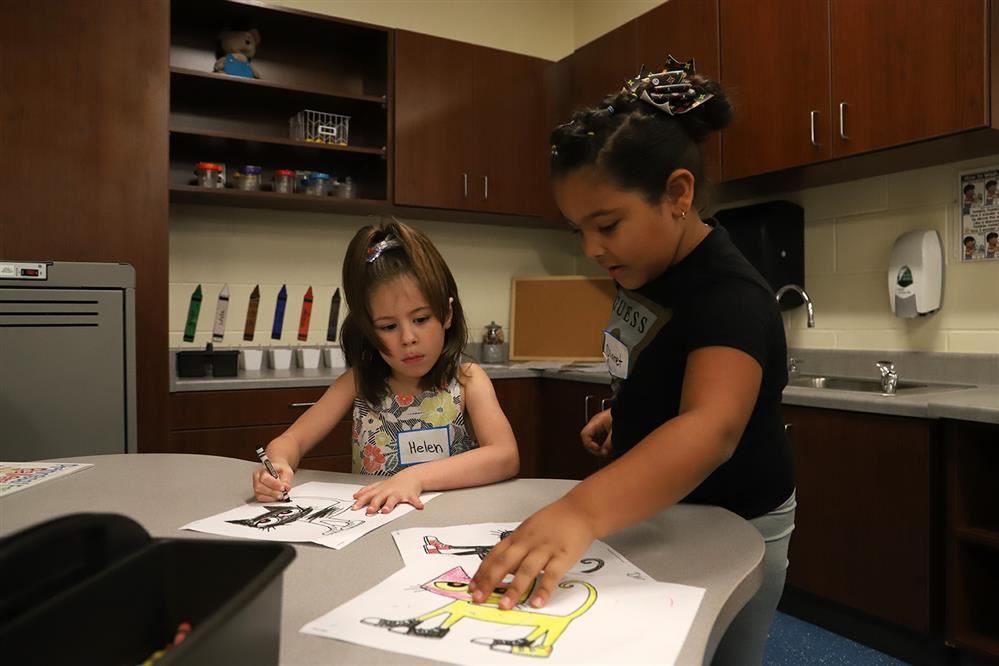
[253,446,292,502]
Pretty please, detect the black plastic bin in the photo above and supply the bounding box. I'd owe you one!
[0,513,295,665]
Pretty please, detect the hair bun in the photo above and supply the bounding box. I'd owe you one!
[674,75,732,144]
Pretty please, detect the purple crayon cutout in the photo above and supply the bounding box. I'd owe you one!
[271,284,287,340]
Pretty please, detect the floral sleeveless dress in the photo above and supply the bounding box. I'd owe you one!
[351,377,477,475]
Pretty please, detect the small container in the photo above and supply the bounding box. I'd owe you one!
[272,169,295,194]
[330,177,356,199]
[294,171,312,193]
[481,321,506,364]
[232,165,262,191]
[304,172,331,196]
[194,162,224,189]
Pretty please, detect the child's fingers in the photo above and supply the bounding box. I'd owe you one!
[529,554,573,609]
[499,550,549,609]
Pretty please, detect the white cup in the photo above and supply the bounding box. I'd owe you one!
[323,346,346,368]
[268,348,293,370]
[240,348,264,371]
[296,347,322,369]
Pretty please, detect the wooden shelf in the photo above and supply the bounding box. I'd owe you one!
[169,128,385,156]
[170,67,386,104]
[954,526,999,551]
[169,185,387,214]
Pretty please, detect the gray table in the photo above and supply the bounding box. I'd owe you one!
[0,454,764,665]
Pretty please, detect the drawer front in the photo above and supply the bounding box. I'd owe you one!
[170,387,330,429]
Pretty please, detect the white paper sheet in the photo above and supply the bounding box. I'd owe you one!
[180,481,440,549]
[393,522,652,581]
[0,462,93,497]
[301,558,705,665]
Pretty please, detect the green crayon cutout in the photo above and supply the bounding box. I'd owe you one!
[183,284,203,343]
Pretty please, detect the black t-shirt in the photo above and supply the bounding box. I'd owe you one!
[606,221,794,519]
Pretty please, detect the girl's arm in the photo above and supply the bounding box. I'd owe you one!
[253,368,357,500]
[352,363,520,513]
[470,345,761,609]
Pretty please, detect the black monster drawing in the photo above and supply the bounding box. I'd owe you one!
[227,498,362,535]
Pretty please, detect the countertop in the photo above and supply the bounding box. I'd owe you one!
[1,454,765,666]
[170,355,999,425]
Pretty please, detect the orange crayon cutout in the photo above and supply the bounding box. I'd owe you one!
[298,286,313,341]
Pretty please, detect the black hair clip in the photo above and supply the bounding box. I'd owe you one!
[623,55,712,116]
[607,105,615,114]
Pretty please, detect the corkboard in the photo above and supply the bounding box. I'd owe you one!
[509,276,616,361]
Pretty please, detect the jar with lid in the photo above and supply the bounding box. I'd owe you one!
[480,321,505,363]
[272,169,295,194]
[232,165,262,191]
[304,172,332,196]
[194,162,223,188]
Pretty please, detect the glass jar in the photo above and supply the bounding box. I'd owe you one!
[304,172,331,196]
[273,169,295,194]
[331,176,356,199]
[233,165,262,191]
[194,162,223,188]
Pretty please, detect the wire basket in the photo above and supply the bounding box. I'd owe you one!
[290,109,350,146]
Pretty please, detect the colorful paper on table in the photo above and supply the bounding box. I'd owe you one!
[327,287,341,342]
[271,284,287,340]
[1,462,93,497]
[300,558,704,665]
[243,285,260,341]
[298,286,313,342]
[183,284,202,343]
[180,481,440,549]
[391,522,652,581]
[212,283,230,342]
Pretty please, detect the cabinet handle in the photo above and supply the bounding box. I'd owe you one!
[463,173,468,198]
[809,110,819,146]
[289,402,316,408]
[784,423,793,433]
[600,398,612,411]
[584,394,595,424]
[483,175,489,200]
[839,102,849,140]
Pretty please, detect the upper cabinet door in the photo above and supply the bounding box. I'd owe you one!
[830,0,988,157]
[394,31,477,209]
[569,20,640,113]
[720,0,831,180]
[636,0,722,186]
[473,47,552,217]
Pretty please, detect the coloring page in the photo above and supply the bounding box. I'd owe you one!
[181,481,439,549]
[301,558,704,665]
[393,522,653,581]
[0,462,93,497]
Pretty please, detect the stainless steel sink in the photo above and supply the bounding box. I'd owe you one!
[787,374,974,395]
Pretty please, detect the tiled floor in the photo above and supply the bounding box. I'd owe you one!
[764,612,910,665]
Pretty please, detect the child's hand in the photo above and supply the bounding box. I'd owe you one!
[252,458,293,502]
[581,408,613,457]
[352,471,424,515]
[469,498,596,610]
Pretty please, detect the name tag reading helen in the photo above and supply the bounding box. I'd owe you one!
[397,426,452,466]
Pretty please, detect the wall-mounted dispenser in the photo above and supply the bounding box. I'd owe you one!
[888,230,943,318]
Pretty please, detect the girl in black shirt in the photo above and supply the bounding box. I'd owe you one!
[471,59,795,664]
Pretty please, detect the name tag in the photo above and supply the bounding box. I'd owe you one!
[603,330,629,379]
[397,426,452,466]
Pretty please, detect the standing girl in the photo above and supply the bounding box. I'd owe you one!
[471,59,795,665]
[253,220,520,514]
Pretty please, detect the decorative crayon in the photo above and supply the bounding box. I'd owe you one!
[183,284,202,343]
[212,283,230,342]
[298,286,313,342]
[326,287,341,342]
[243,285,260,341]
[271,284,287,340]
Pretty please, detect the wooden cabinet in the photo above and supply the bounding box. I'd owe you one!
[169,387,351,472]
[492,378,543,479]
[168,0,391,213]
[394,31,550,217]
[944,419,999,659]
[720,0,988,180]
[782,405,938,633]
[540,380,613,480]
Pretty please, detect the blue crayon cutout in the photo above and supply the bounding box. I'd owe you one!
[271,285,288,340]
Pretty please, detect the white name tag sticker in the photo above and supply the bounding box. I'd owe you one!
[603,330,630,379]
[397,426,452,466]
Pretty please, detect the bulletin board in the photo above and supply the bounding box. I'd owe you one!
[509,276,616,361]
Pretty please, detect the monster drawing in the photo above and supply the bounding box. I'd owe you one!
[422,532,605,573]
[361,566,596,658]
[227,497,362,536]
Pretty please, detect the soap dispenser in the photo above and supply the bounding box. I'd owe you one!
[888,229,943,318]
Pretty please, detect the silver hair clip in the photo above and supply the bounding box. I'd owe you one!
[366,235,401,263]
[624,55,712,116]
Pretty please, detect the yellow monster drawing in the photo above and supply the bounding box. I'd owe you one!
[361,565,597,658]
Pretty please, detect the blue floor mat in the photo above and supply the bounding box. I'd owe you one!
[764,612,910,665]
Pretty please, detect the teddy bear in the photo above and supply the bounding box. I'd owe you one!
[214,29,261,79]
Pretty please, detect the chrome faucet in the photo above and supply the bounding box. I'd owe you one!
[875,360,898,395]
[775,284,815,327]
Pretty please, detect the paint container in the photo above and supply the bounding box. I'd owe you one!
[322,346,346,368]
[303,172,331,196]
[272,169,295,194]
[268,348,293,370]
[233,165,263,191]
[194,162,224,188]
[240,348,265,371]
[295,347,322,369]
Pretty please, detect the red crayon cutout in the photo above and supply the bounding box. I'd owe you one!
[298,286,313,341]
